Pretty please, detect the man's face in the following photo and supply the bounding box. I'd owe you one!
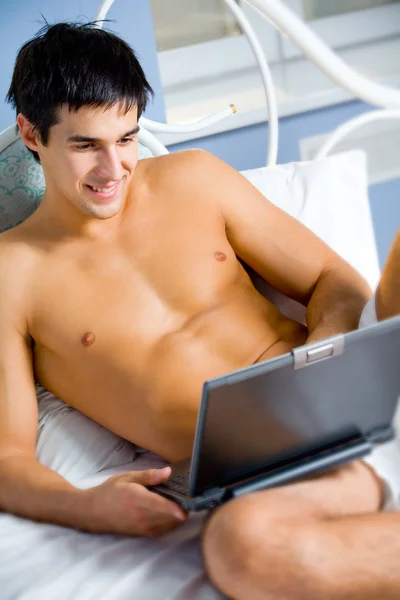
[37,103,139,220]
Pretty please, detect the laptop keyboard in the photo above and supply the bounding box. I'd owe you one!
[163,471,190,495]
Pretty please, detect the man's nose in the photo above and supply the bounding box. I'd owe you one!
[95,148,123,181]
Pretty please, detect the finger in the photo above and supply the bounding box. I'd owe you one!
[133,485,188,521]
[127,504,187,537]
[149,466,172,484]
[121,467,172,486]
[109,467,171,487]
[141,501,189,537]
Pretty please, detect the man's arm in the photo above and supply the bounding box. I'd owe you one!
[303,261,371,343]
[0,265,90,527]
[376,229,400,320]
[0,250,185,535]
[191,151,371,340]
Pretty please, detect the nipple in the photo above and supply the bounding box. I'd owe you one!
[81,332,96,347]
[214,251,227,262]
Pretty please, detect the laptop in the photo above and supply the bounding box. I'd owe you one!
[152,316,400,511]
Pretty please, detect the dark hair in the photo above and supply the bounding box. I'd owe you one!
[6,22,154,162]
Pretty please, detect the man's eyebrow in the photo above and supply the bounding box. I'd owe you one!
[66,126,140,143]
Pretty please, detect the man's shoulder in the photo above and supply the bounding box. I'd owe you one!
[142,149,221,182]
[149,148,214,165]
[0,228,39,287]
[0,224,38,252]
[139,150,231,210]
[0,233,38,341]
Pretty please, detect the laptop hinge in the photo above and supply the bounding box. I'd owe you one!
[293,333,345,370]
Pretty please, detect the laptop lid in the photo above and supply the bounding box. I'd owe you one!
[188,316,400,497]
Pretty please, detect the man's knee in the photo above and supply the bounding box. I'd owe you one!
[202,493,328,600]
[202,496,250,580]
[202,496,262,598]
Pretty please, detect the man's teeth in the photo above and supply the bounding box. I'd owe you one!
[91,184,117,193]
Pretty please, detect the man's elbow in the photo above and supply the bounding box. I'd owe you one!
[309,257,373,334]
[376,232,400,320]
[324,256,372,304]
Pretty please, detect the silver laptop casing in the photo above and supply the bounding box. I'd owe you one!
[154,316,400,511]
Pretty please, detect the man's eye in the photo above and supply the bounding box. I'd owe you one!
[76,143,93,151]
[119,137,134,145]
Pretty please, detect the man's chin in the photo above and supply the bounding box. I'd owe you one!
[79,198,123,220]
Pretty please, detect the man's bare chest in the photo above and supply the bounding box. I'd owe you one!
[30,223,243,360]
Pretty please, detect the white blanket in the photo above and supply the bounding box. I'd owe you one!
[0,387,223,600]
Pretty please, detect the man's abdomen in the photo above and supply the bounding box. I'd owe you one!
[33,288,308,461]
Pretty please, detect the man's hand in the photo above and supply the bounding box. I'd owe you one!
[84,466,188,537]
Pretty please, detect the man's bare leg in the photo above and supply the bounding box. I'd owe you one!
[202,462,400,600]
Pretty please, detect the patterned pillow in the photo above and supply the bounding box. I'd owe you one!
[0,138,154,234]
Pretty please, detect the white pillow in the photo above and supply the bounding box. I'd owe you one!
[241,150,380,322]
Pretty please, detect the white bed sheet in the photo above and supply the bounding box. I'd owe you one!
[0,388,224,600]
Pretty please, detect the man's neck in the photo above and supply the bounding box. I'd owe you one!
[35,189,128,242]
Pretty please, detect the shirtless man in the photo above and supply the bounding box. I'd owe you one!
[0,23,373,545]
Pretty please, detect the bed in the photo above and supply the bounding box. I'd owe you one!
[0,1,399,598]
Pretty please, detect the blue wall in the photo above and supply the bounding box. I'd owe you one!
[369,179,400,265]
[1,0,398,266]
[0,0,165,132]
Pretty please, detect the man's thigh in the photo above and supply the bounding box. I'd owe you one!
[202,461,399,600]
[207,459,382,531]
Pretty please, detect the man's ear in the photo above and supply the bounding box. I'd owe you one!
[17,113,41,153]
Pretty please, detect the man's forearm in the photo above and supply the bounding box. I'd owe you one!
[306,262,371,343]
[0,454,93,530]
[376,230,400,320]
